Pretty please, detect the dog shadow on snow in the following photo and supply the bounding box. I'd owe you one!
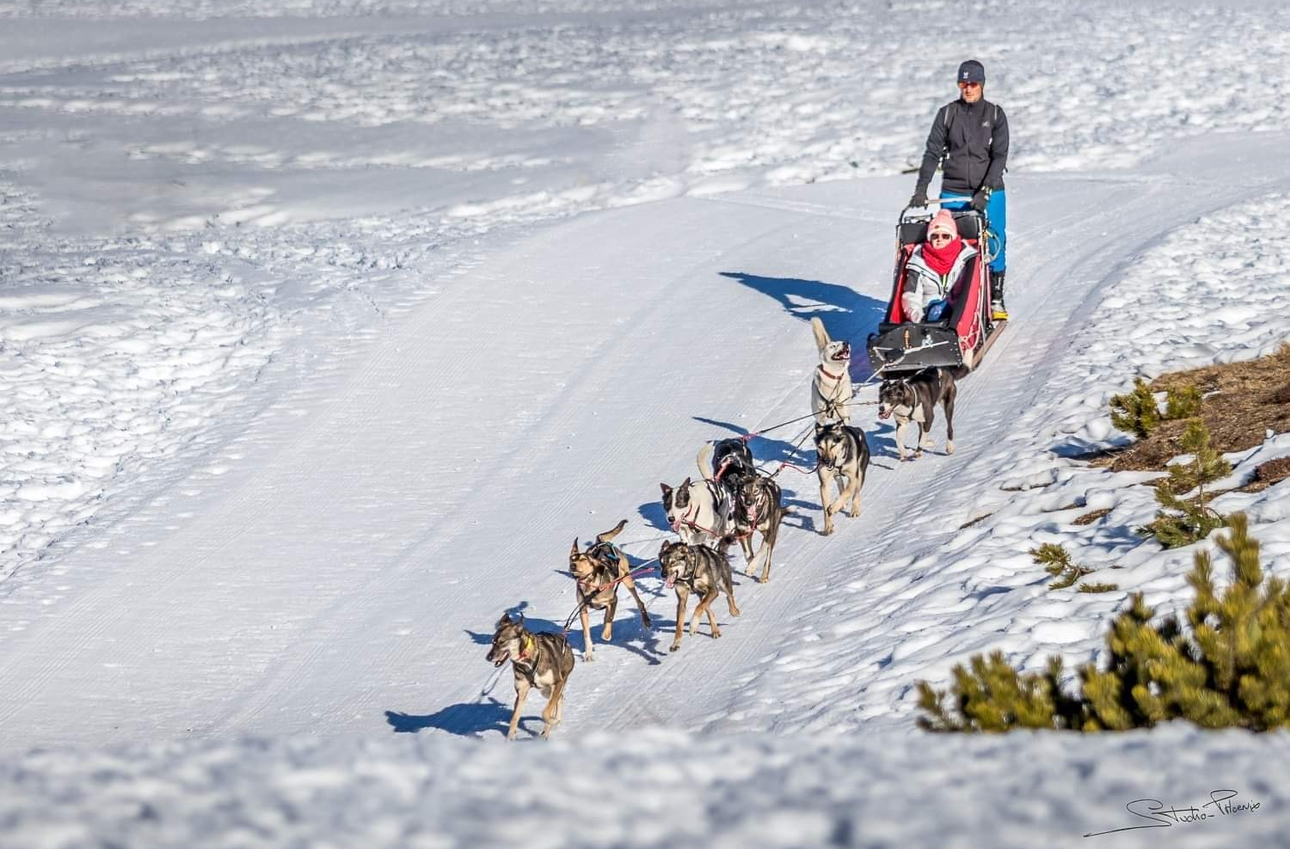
[718,271,887,384]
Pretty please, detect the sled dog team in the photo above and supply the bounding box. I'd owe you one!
[487,317,960,740]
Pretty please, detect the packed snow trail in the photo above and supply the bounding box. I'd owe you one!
[2,134,1290,751]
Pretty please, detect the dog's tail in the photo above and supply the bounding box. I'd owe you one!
[596,519,628,544]
[696,442,714,481]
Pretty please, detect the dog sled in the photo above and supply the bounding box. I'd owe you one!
[866,203,1005,377]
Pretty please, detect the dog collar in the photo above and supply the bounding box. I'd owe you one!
[515,634,536,663]
[817,364,845,382]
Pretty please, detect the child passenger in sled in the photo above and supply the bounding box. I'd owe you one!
[901,209,977,324]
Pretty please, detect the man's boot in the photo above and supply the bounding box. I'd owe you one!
[991,270,1008,321]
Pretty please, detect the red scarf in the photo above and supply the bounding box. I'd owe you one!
[921,235,963,277]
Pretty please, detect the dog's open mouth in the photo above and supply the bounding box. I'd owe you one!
[878,406,892,420]
[491,654,508,668]
[664,575,675,589]
[832,343,851,362]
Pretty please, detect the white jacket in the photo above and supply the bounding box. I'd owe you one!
[901,243,978,323]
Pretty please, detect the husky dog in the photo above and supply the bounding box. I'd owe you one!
[729,473,786,583]
[658,540,740,652]
[814,421,871,535]
[810,316,853,424]
[877,368,958,461]
[698,438,757,490]
[660,476,731,550]
[486,612,575,740]
[568,519,652,662]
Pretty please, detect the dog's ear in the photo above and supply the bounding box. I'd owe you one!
[680,476,692,488]
[815,421,826,436]
[570,538,580,559]
[660,482,671,497]
[659,539,672,556]
[810,316,830,352]
[496,612,511,628]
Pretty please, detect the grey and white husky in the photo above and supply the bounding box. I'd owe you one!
[814,421,871,536]
[658,540,740,652]
[486,612,575,741]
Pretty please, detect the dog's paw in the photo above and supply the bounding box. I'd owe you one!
[641,615,653,629]
[710,629,722,639]
[582,652,595,662]
[669,644,681,653]
[946,440,955,455]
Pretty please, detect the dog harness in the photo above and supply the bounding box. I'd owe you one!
[514,634,537,665]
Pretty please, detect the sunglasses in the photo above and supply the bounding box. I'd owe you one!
[929,232,954,243]
[958,81,982,89]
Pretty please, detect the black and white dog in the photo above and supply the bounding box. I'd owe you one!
[699,438,757,491]
[814,421,871,535]
[877,368,958,461]
[661,472,731,551]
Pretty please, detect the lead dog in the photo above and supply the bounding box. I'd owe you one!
[877,368,958,461]
[814,421,871,535]
[811,316,853,424]
[658,540,740,652]
[661,474,732,551]
[568,519,652,661]
[486,612,575,740]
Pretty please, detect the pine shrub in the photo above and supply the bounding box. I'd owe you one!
[918,514,1290,732]
[1109,377,1160,439]
[1140,418,1231,548]
[1030,543,1092,590]
[1163,384,1202,420]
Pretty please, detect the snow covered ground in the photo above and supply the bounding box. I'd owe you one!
[2,0,1290,846]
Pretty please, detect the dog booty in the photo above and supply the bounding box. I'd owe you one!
[926,299,947,322]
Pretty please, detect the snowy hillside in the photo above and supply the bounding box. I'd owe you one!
[2,0,1290,847]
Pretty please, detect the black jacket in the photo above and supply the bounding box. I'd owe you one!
[915,97,1009,198]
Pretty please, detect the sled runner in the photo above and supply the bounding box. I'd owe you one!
[867,205,1005,377]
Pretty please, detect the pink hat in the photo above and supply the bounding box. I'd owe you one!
[928,209,958,239]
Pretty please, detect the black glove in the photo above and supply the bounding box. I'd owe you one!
[908,189,928,208]
[970,189,990,212]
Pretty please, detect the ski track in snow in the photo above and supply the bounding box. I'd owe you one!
[1,1,1290,846]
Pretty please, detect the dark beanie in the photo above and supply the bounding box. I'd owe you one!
[957,60,985,84]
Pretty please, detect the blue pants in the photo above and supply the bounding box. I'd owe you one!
[943,191,1006,275]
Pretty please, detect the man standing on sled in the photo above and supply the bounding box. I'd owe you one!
[908,59,1011,321]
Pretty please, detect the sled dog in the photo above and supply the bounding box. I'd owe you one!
[814,421,871,535]
[568,519,652,661]
[658,540,740,652]
[877,368,958,461]
[486,612,575,740]
[729,473,786,583]
[811,316,853,424]
[698,438,757,490]
[661,476,731,550]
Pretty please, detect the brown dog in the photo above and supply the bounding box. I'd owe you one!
[568,519,652,661]
[658,539,740,652]
[729,474,786,583]
[486,612,575,740]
